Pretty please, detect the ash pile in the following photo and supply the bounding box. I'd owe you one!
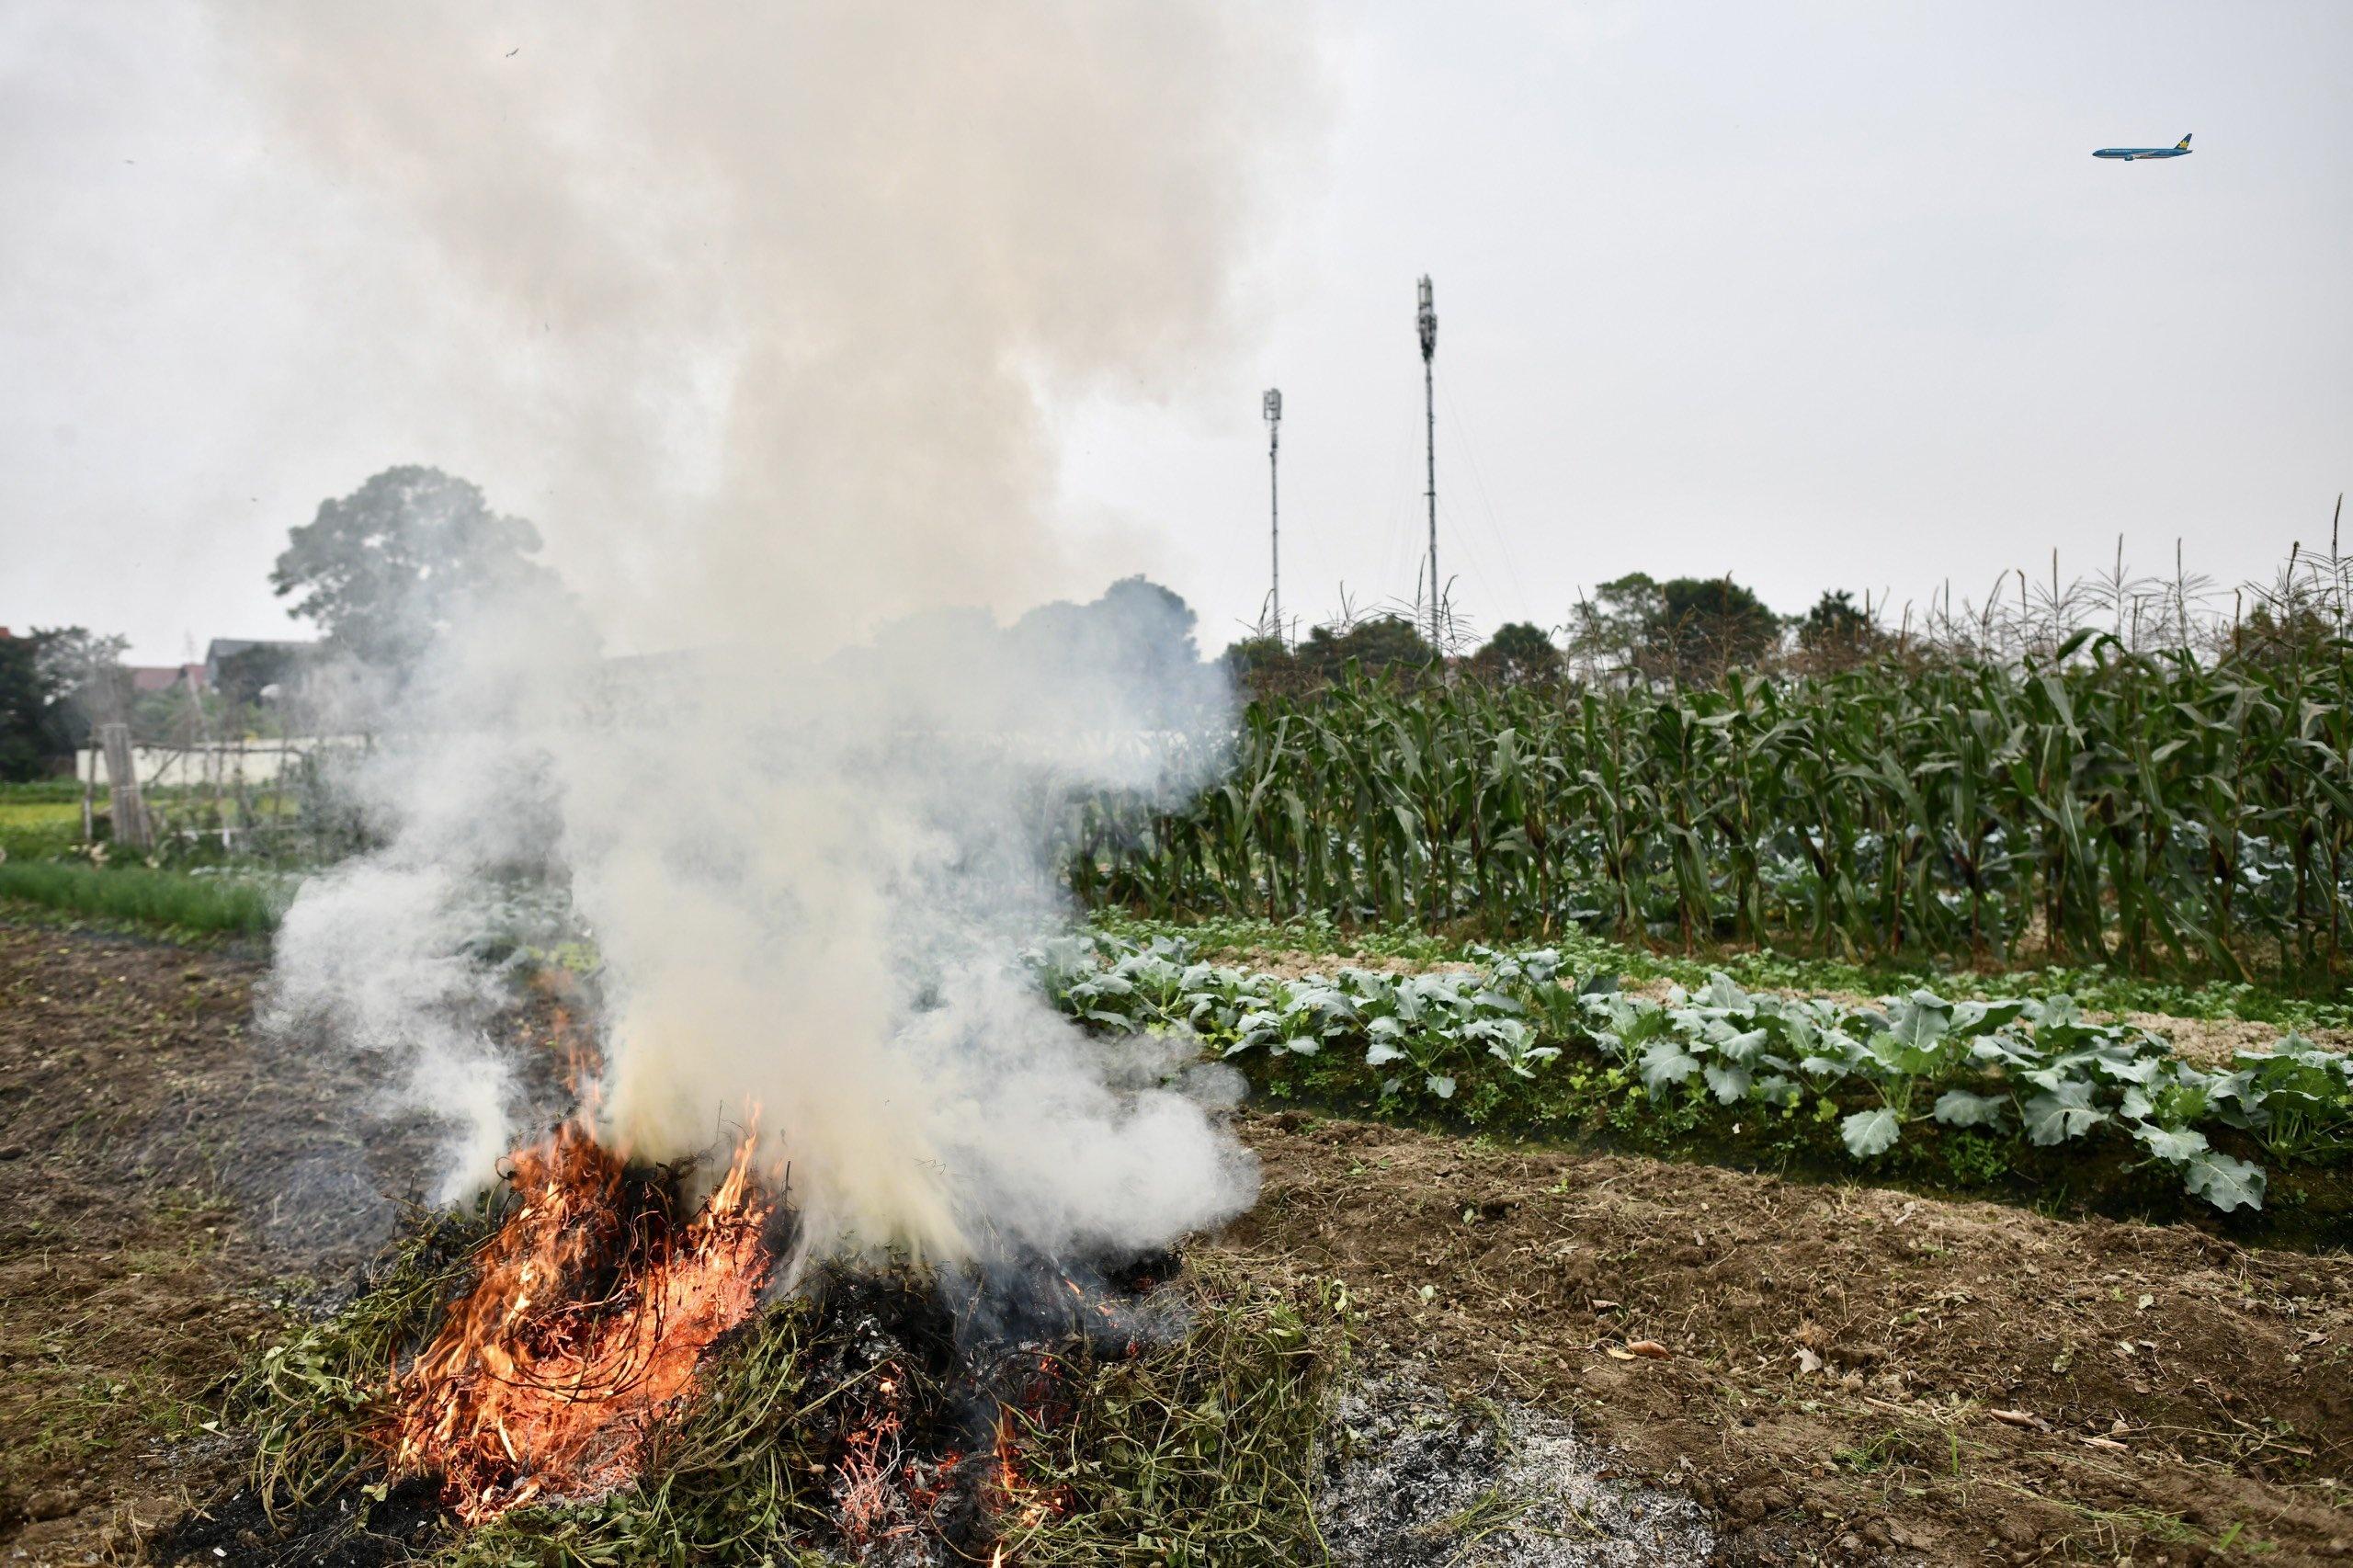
[1318,1365,1716,1567]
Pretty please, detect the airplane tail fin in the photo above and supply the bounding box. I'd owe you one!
[2176,133,2193,150]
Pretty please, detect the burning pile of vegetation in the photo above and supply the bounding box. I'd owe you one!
[176,1124,1346,1567]
[386,1119,773,1523]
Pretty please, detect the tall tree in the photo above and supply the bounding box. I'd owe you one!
[1010,575,1205,668]
[271,466,569,674]
[1565,574,1664,675]
[1293,615,1439,682]
[212,642,306,708]
[0,627,116,780]
[1470,621,1562,686]
[1567,573,1780,680]
[0,631,66,780]
[1654,576,1781,678]
[1798,589,1878,667]
[35,629,132,731]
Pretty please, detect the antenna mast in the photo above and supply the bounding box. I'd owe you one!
[1417,276,1439,649]
[1264,387,1283,645]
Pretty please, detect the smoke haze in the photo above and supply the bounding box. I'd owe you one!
[251,3,1320,1267]
[222,0,1316,655]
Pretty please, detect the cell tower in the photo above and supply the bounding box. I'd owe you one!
[1264,387,1283,645]
[1417,276,1439,648]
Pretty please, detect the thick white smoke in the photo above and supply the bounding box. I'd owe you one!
[222,0,1316,654]
[563,585,1247,1266]
[247,4,1320,1268]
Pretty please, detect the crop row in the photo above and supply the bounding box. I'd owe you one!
[1063,640,2353,981]
[1031,934,2353,1217]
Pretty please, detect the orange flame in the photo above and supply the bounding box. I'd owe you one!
[386,1119,772,1522]
[987,1409,1063,1535]
[833,1362,907,1546]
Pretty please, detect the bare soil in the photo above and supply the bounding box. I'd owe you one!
[2112,1014,2351,1072]
[1232,949,1483,982]
[0,923,299,1565]
[0,920,557,1567]
[4,918,2348,1566]
[1211,1110,2353,1565]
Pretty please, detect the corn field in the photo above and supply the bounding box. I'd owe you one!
[1065,633,2353,983]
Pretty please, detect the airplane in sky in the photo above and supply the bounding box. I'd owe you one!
[2094,133,2192,161]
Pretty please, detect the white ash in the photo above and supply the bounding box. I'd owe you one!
[1318,1368,1715,1567]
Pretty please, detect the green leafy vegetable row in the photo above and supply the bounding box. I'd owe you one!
[1084,909,2353,1033]
[1032,935,2352,1214]
[1582,977,2340,1213]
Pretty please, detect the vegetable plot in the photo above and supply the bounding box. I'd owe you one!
[1583,978,2313,1212]
[1034,935,2352,1216]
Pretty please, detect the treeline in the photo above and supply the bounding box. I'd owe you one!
[1222,574,1797,697]
[1224,530,2353,698]
[1069,631,2353,983]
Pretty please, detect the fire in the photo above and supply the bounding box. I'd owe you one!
[985,1403,1066,1536]
[386,1118,773,1522]
[832,1363,908,1545]
[374,1066,1103,1552]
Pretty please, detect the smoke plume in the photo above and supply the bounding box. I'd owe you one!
[225,0,1313,653]
[247,3,1321,1268]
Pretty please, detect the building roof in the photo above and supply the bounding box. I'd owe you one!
[204,637,313,665]
[128,664,208,693]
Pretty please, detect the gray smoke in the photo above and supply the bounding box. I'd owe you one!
[246,3,1319,1268]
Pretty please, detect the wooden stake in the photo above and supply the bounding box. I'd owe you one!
[98,722,153,851]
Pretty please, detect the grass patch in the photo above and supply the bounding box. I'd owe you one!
[0,798,85,859]
[0,799,83,828]
[0,779,91,804]
[0,859,281,936]
[1002,1265,1349,1567]
[234,1214,492,1517]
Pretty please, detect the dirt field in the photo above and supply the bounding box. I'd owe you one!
[1215,1115,2351,1563]
[3,918,2347,1566]
[0,920,531,1566]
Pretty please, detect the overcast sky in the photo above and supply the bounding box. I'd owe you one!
[5,1,2349,663]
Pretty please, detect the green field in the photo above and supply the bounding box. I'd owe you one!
[0,797,84,859]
